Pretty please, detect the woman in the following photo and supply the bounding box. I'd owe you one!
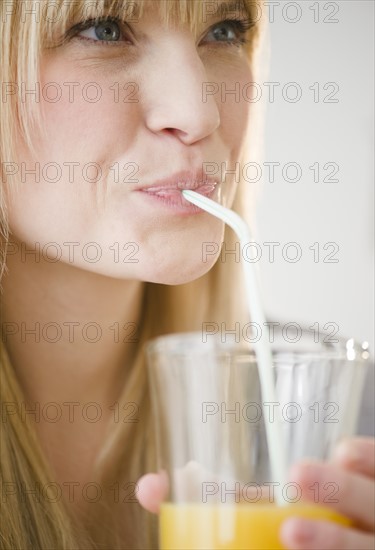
[0,0,373,549]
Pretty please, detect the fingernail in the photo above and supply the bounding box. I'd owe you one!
[295,519,315,543]
[282,518,315,545]
[334,439,360,465]
[288,460,322,485]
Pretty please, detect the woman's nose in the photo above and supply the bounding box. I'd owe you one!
[142,42,221,145]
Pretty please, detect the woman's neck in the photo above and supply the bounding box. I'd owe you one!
[2,243,144,404]
[1,241,144,496]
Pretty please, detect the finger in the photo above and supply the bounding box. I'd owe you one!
[280,518,375,550]
[332,437,375,478]
[136,472,168,514]
[288,461,375,530]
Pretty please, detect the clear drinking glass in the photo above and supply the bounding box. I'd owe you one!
[146,328,370,550]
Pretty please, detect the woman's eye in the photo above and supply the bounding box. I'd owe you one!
[204,19,251,45]
[70,17,251,47]
[77,19,124,43]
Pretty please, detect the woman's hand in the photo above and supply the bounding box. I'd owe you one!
[136,471,168,514]
[136,438,375,550]
[137,460,220,513]
[281,437,375,550]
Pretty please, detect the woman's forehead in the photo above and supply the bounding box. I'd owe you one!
[49,0,254,23]
[82,0,251,13]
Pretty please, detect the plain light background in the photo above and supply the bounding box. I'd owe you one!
[252,0,374,350]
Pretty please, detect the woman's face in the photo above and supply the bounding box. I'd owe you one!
[8,0,253,284]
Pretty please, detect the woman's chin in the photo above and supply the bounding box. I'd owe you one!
[143,257,219,286]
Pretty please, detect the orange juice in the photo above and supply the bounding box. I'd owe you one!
[160,502,351,550]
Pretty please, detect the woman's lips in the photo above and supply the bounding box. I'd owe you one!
[138,182,218,214]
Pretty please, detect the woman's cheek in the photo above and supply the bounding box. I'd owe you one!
[205,57,253,207]
[39,61,141,161]
[5,49,251,283]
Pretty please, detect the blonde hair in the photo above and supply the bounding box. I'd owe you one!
[0,1,265,548]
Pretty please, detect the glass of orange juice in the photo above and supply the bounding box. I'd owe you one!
[146,328,370,550]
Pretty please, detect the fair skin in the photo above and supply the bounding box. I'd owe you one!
[2,0,374,547]
[3,0,250,517]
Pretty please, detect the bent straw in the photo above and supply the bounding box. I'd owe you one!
[182,189,287,506]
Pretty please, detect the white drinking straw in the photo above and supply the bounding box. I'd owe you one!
[182,189,288,506]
